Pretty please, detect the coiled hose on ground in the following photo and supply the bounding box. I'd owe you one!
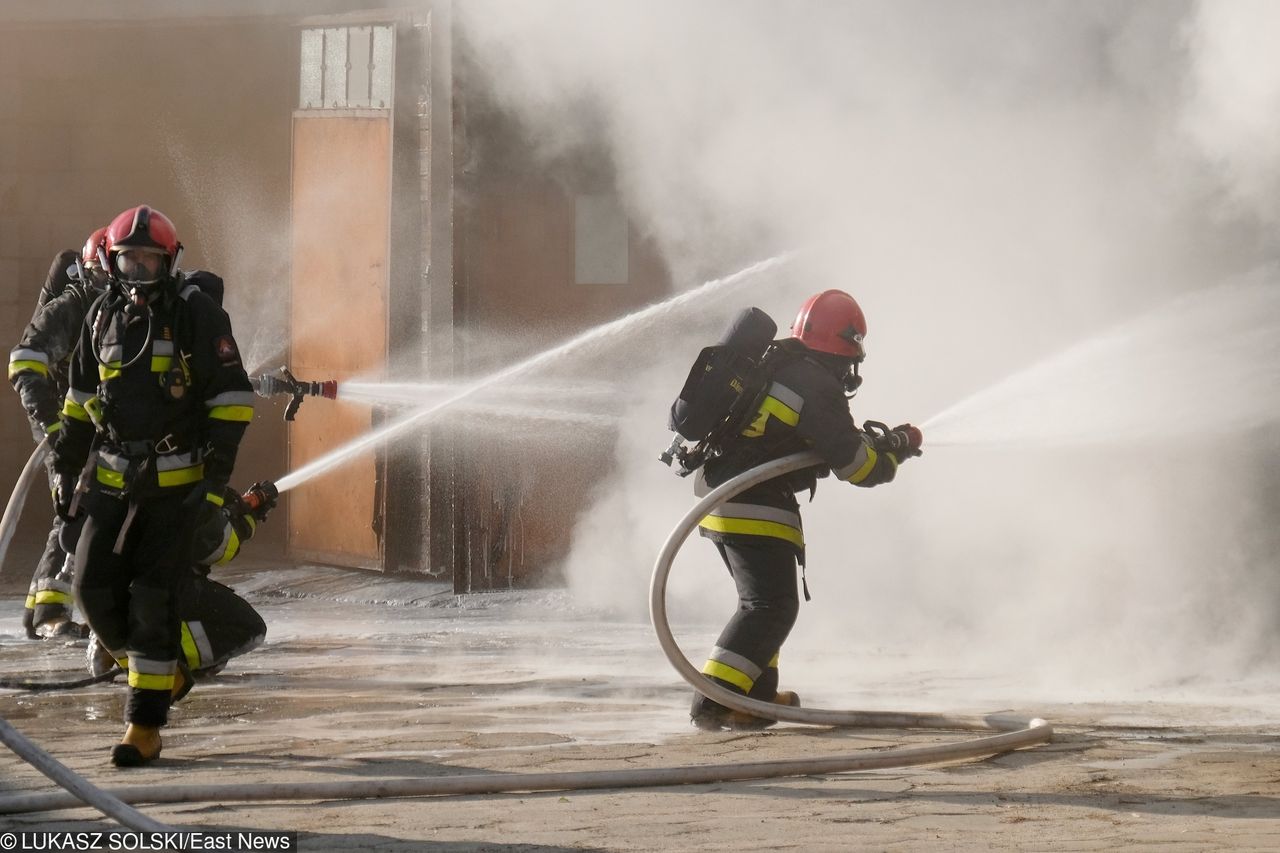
[0,450,1051,825]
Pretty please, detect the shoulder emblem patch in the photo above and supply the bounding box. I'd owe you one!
[215,335,240,364]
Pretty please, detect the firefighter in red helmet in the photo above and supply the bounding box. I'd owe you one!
[8,229,111,639]
[50,205,255,766]
[690,289,923,730]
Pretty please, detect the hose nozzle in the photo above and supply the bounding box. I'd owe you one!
[250,367,338,420]
[240,480,279,521]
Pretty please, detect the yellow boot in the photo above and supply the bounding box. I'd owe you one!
[725,690,802,731]
[171,661,194,703]
[111,724,162,767]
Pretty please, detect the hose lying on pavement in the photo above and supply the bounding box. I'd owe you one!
[0,451,1051,820]
[0,668,122,691]
[0,717,174,832]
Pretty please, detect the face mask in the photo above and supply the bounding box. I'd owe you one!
[115,252,164,285]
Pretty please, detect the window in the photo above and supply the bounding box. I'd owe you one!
[299,26,395,110]
[574,195,629,285]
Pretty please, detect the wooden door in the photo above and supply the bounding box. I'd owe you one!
[287,113,391,568]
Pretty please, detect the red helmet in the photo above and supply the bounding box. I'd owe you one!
[105,205,182,289]
[81,227,109,269]
[789,290,867,361]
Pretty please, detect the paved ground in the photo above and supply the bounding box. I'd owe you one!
[2,559,1279,851]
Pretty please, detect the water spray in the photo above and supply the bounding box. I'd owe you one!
[274,251,799,494]
[918,270,1280,449]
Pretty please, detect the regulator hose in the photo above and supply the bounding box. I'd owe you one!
[0,453,1050,821]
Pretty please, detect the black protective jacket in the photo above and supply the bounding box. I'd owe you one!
[9,264,101,436]
[698,341,901,557]
[53,274,253,495]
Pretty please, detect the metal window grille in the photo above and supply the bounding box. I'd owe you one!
[299,26,395,110]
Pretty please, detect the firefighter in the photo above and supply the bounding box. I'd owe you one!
[51,205,254,766]
[86,482,276,682]
[8,231,110,639]
[690,289,923,731]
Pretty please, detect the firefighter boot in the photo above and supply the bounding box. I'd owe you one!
[110,725,162,767]
[723,690,802,731]
[171,661,194,703]
[35,616,89,641]
[85,634,119,677]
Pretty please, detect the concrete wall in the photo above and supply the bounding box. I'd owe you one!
[0,19,297,569]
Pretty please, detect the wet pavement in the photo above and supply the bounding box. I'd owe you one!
[2,561,1280,851]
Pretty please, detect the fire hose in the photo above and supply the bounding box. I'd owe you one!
[0,451,1051,823]
[0,441,171,831]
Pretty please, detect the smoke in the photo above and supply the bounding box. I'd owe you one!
[1180,0,1280,227]
[456,0,1280,703]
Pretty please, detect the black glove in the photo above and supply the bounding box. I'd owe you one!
[863,421,924,460]
[52,470,79,522]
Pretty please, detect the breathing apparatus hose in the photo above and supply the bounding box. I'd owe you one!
[0,453,1051,822]
[651,450,1053,740]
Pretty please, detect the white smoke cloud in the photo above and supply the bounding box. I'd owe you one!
[1180,0,1280,226]
[455,0,1280,704]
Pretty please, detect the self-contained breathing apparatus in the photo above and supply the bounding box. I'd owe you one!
[660,306,917,477]
[661,307,781,477]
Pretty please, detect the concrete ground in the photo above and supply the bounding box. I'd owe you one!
[2,557,1280,851]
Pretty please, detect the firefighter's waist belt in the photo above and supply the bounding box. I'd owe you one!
[104,436,193,457]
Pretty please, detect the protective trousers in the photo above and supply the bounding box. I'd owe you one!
[176,573,267,676]
[74,483,199,728]
[691,537,800,720]
[24,453,73,636]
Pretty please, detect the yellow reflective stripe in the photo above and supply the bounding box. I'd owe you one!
[97,467,126,489]
[208,405,254,422]
[34,589,73,606]
[768,652,780,668]
[698,516,804,548]
[217,529,242,565]
[8,360,49,378]
[845,446,879,484]
[157,464,204,487]
[24,595,36,609]
[151,355,172,373]
[98,365,121,380]
[180,623,201,669]
[206,492,225,507]
[62,399,91,422]
[702,659,755,693]
[740,395,801,438]
[128,671,175,691]
[759,395,800,426]
[44,421,62,435]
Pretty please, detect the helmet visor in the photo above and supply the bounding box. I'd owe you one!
[114,249,166,286]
